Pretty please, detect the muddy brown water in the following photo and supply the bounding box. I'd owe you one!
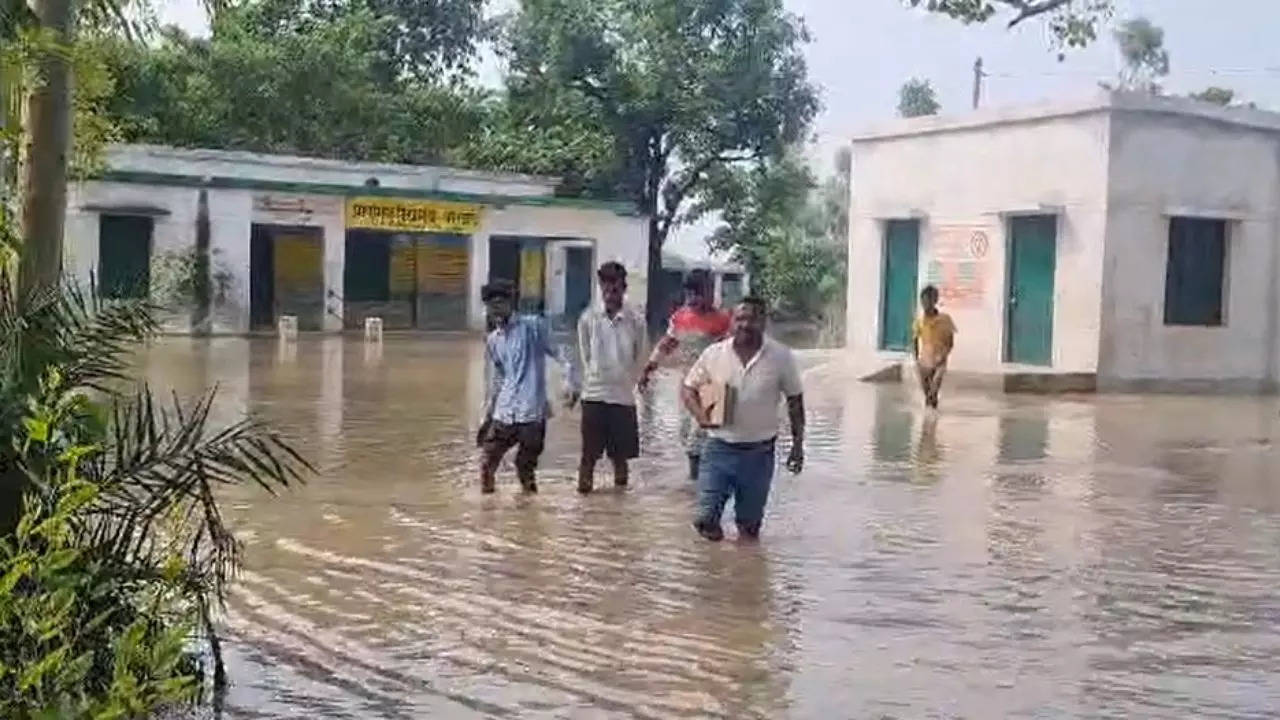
[144,337,1280,719]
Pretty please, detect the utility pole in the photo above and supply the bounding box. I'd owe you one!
[972,57,985,110]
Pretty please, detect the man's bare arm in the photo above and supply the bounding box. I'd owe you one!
[787,394,805,444]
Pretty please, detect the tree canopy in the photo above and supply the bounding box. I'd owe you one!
[1114,16,1168,93]
[898,78,941,118]
[96,8,486,165]
[907,0,1114,49]
[499,0,820,322]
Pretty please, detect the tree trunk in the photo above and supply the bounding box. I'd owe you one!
[192,188,212,335]
[3,0,75,539]
[19,0,75,302]
[644,214,668,334]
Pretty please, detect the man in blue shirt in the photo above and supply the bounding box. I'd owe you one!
[477,280,579,493]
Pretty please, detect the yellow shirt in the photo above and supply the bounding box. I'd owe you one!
[912,312,956,368]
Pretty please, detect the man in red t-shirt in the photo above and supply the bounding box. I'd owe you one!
[638,270,731,480]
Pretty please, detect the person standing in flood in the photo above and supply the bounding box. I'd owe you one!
[912,285,956,410]
[681,297,805,542]
[477,279,579,494]
[638,270,731,480]
[576,262,647,494]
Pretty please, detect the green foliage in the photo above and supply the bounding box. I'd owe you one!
[95,8,486,165]
[700,151,846,325]
[898,78,940,118]
[1189,86,1235,107]
[0,203,310,714]
[457,93,619,198]
[0,385,199,718]
[0,30,123,187]
[1114,16,1168,93]
[906,0,1114,50]
[150,247,234,310]
[500,0,820,308]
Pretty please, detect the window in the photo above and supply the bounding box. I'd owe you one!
[98,215,153,300]
[1164,217,1227,326]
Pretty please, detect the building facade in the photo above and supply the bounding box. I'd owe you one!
[847,92,1280,392]
[66,145,648,334]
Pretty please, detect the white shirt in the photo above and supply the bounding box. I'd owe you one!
[578,305,648,406]
[683,336,803,444]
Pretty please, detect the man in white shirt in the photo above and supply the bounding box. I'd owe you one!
[680,296,805,541]
[577,261,648,494]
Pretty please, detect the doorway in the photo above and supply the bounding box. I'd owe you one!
[879,219,919,351]
[563,246,593,322]
[250,224,324,331]
[1005,215,1057,366]
[488,236,546,313]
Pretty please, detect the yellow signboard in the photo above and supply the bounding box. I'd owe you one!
[346,197,482,233]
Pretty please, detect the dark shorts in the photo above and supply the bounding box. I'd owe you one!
[481,420,546,476]
[581,401,640,462]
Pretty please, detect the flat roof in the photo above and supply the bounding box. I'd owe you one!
[108,144,562,188]
[91,144,641,215]
[850,90,1280,143]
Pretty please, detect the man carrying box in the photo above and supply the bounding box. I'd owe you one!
[680,297,805,542]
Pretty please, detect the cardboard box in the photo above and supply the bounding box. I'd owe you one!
[697,381,735,428]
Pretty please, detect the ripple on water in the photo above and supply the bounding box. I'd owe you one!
[139,338,1280,719]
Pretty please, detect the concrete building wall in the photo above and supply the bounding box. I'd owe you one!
[68,176,645,335]
[468,205,648,331]
[65,181,201,332]
[847,109,1111,374]
[1099,111,1280,390]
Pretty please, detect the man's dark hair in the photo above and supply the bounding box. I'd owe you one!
[738,295,768,316]
[481,279,516,302]
[597,261,627,283]
[921,285,939,300]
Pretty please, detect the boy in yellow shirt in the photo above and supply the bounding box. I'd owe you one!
[912,285,956,410]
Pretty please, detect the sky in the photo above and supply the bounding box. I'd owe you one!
[155,0,1280,259]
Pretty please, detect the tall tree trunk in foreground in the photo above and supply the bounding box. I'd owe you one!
[3,0,75,538]
[19,0,75,301]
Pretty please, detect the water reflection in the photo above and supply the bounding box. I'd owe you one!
[140,338,1280,719]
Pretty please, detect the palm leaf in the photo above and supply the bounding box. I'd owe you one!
[83,386,311,604]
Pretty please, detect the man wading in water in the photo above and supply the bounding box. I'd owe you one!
[477,280,579,494]
[577,262,647,494]
[638,270,731,480]
[681,297,804,541]
[912,285,956,410]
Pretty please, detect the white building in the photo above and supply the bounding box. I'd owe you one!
[660,248,749,310]
[847,91,1280,393]
[66,144,648,333]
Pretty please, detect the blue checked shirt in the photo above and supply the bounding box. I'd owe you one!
[483,314,580,424]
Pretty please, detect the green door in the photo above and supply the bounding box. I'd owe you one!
[1006,215,1057,366]
[879,220,919,351]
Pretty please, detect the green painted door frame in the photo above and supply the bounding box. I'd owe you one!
[1005,215,1057,366]
[880,219,920,351]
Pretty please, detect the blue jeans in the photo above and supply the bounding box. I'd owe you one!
[696,438,776,534]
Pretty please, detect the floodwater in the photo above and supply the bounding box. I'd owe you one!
[144,336,1280,719]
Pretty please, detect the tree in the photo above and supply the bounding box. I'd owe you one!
[19,0,75,299]
[501,0,820,328]
[898,78,941,117]
[98,10,486,165]
[906,0,1114,49]
[1189,86,1234,107]
[696,150,845,329]
[234,0,488,84]
[1114,16,1168,93]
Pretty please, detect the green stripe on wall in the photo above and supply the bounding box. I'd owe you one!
[93,170,642,216]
